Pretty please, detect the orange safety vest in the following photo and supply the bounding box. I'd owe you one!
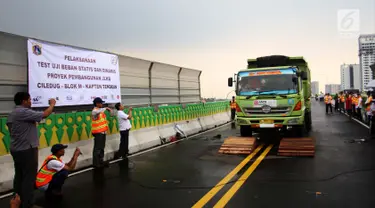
[230,101,236,109]
[340,95,345,102]
[351,96,358,105]
[35,155,62,188]
[91,108,109,134]
[324,96,332,104]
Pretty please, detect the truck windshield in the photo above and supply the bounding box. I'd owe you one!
[237,67,298,96]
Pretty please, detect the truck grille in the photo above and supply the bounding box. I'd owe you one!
[244,107,290,114]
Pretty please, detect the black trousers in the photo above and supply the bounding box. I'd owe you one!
[47,170,69,192]
[231,109,236,120]
[352,105,356,117]
[93,133,106,167]
[326,104,332,113]
[357,108,362,121]
[117,130,130,157]
[10,148,38,208]
[371,115,375,139]
[340,102,345,112]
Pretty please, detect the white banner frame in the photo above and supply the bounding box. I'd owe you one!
[27,39,121,107]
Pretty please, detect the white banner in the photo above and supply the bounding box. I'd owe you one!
[27,39,121,107]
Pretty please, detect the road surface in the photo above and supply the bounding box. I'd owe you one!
[1,101,375,208]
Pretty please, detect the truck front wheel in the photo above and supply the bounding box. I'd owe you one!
[240,125,252,137]
[294,118,308,137]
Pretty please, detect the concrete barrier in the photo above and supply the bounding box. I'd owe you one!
[157,123,177,143]
[174,121,191,137]
[201,115,217,130]
[186,118,203,134]
[131,127,162,150]
[213,111,231,125]
[0,111,230,193]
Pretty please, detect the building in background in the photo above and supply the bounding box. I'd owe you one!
[340,64,361,90]
[325,84,341,94]
[311,81,319,95]
[359,34,375,89]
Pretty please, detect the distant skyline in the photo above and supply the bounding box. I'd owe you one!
[0,0,374,98]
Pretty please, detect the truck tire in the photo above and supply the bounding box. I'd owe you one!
[240,125,252,137]
[294,118,307,137]
[294,125,306,137]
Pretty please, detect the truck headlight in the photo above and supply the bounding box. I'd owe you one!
[287,118,299,124]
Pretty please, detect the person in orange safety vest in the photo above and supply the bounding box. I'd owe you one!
[91,97,112,169]
[324,93,333,114]
[35,144,81,198]
[229,96,236,121]
[339,92,346,113]
[351,94,359,119]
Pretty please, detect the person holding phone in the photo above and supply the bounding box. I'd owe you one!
[35,144,82,199]
[6,92,56,208]
[91,97,112,168]
[114,103,132,159]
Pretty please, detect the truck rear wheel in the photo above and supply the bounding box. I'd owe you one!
[240,125,252,137]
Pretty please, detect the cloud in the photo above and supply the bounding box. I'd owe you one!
[0,0,374,97]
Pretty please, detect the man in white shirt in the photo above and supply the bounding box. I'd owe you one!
[356,94,363,121]
[35,144,81,198]
[114,103,132,159]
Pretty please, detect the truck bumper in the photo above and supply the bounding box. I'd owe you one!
[236,114,305,129]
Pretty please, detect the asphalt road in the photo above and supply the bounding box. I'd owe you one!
[1,100,375,208]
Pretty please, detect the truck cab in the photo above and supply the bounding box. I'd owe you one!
[228,55,312,137]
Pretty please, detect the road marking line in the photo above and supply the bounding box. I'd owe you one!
[192,144,264,208]
[0,122,234,199]
[342,112,370,129]
[213,144,273,208]
[69,122,234,177]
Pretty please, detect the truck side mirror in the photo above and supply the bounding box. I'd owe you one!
[228,77,233,87]
[301,71,308,80]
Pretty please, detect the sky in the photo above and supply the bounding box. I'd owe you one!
[0,0,374,98]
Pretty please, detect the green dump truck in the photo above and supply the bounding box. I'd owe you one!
[228,55,312,137]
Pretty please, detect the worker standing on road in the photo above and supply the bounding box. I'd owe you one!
[369,92,375,139]
[6,92,56,208]
[340,92,346,113]
[230,96,236,120]
[334,93,339,112]
[346,93,353,119]
[35,144,81,198]
[114,103,132,160]
[91,97,112,169]
[365,91,373,122]
[356,94,363,121]
[324,93,333,114]
[352,94,358,119]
